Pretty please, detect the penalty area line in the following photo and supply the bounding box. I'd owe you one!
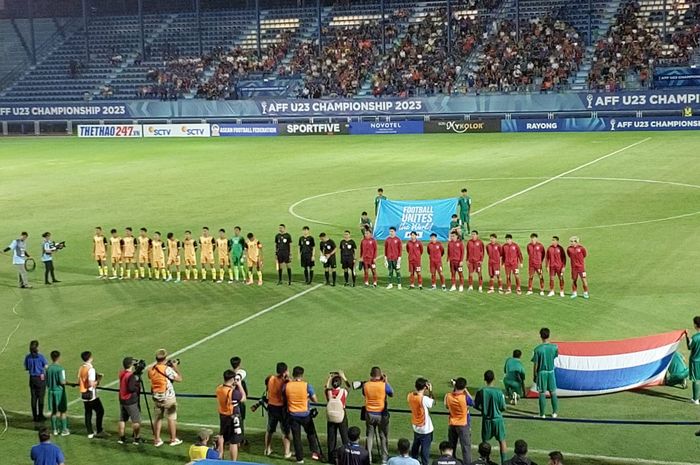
[68,283,323,406]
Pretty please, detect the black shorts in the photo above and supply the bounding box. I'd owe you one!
[267,405,290,434]
[120,403,141,423]
[219,414,243,445]
[276,253,291,264]
[300,254,314,268]
[323,255,337,269]
[341,257,354,269]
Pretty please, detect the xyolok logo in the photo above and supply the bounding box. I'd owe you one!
[148,126,171,136]
[445,121,485,133]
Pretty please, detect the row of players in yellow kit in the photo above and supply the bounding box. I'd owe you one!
[91,226,263,285]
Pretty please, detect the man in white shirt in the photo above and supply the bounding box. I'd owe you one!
[407,378,434,465]
[3,231,31,288]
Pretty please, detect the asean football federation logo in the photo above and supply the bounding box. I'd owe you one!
[586,94,594,109]
[260,101,268,114]
[609,118,616,131]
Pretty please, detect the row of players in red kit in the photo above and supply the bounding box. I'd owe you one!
[357,228,590,299]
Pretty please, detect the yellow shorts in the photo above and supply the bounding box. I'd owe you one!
[95,253,106,261]
[138,254,150,264]
[152,259,164,268]
[219,256,230,267]
[201,254,214,265]
[123,256,135,264]
[110,255,122,263]
[184,257,197,266]
[167,256,181,266]
[247,258,260,269]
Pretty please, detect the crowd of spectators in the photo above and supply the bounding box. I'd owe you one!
[588,1,698,91]
[474,16,582,94]
[137,54,212,100]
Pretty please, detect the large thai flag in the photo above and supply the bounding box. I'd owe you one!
[527,330,685,397]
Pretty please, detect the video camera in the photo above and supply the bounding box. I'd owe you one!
[54,241,66,250]
[132,359,147,376]
[166,358,181,368]
[250,393,268,413]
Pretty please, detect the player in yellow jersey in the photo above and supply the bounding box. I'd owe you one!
[93,227,108,278]
[109,228,123,280]
[182,230,199,280]
[151,232,166,280]
[199,227,217,282]
[217,229,234,283]
[165,232,182,282]
[122,227,137,279]
[245,232,263,286]
[137,227,152,279]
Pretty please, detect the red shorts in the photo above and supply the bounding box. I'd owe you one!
[548,266,563,276]
[488,262,500,277]
[449,261,463,274]
[529,265,543,276]
[467,261,481,274]
[363,260,376,269]
[504,265,519,275]
[409,261,422,273]
[571,268,586,279]
[429,261,442,274]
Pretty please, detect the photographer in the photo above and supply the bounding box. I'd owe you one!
[362,367,394,464]
[147,349,183,447]
[444,378,473,465]
[325,371,350,463]
[4,231,32,288]
[264,362,292,458]
[216,369,247,461]
[41,232,62,285]
[117,357,142,445]
[284,365,322,463]
[408,378,434,465]
[230,356,249,441]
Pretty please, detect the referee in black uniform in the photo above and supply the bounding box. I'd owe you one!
[319,233,337,286]
[298,226,315,285]
[275,224,293,285]
[339,230,357,287]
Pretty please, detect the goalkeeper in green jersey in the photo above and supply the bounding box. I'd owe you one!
[532,327,559,418]
[230,226,247,282]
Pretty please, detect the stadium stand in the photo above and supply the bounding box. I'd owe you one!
[0,0,697,100]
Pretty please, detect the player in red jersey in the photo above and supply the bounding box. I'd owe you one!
[447,231,465,292]
[502,234,523,295]
[405,231,424,290]
[545,236,566,297]
[567,236,589,299]
[360,229,378,287]
[466,230,485,292]
[384,227,402,289]
[427,233,446,291]
[526,233,546,296]
[486,233,503,294]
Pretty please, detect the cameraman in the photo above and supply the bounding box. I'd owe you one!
[444,378,473,465]
[147,349,183,447]
[264,362,292,458]
[41,232,61,285]
[118,357,142,445]
[216,369,247,461]
[408,378,434,465]
[362,367,394,464]
[325,371,350,463]
[284,365,322,462]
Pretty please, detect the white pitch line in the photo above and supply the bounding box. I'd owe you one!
[69,284,322,405]
[471,137,652,216]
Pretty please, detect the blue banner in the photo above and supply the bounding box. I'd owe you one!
[374,198,458,242]
[502,117,700,132]
[654,68,700,88]
[211,123,278,136]
[348,121,424,135]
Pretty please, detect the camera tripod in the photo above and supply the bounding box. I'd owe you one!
[138,377,156,436]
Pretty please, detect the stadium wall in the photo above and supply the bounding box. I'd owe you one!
[2,89,700,135]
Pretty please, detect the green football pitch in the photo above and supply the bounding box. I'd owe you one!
[0,132,699,465]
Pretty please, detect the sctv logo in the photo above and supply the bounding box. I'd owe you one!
[182,126,205,136]
[148,126,171,136]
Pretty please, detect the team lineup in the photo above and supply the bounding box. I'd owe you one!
[92,188,590,298]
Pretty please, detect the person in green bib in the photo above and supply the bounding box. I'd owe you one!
[46,350,70,436]
[532,327,559,418]
[457,188,472,236]
[230,226,247,282]
[686,316,700,404]
[665,351,689,388]
[474,370,507,465]
[503,350,526,405]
